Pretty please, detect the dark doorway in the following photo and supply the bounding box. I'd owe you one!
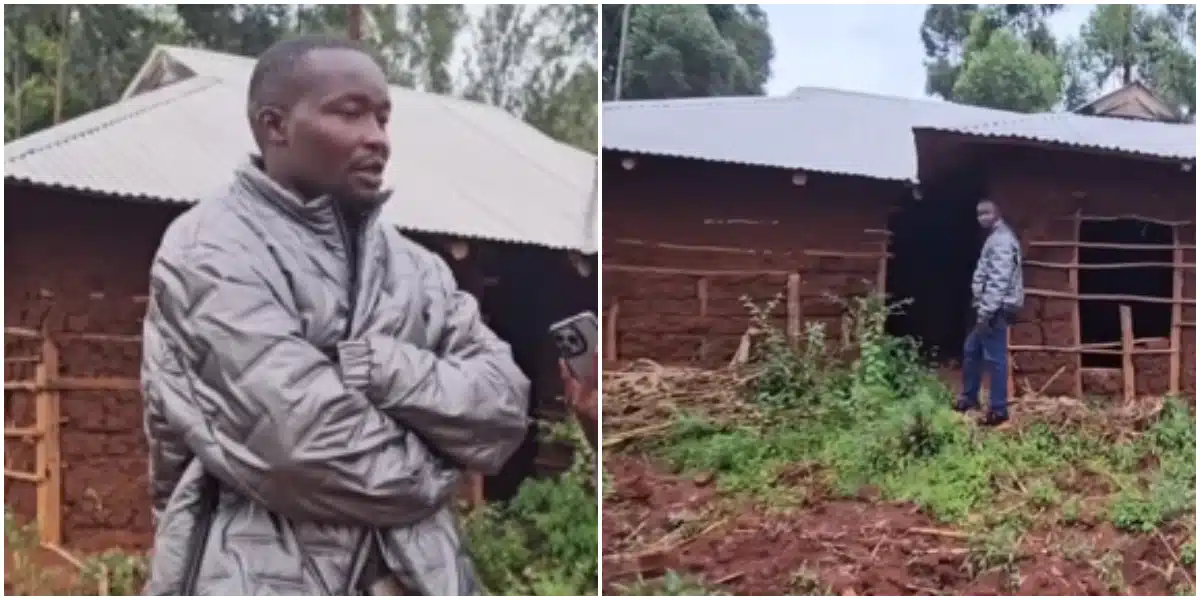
[1078,219,1173,368]
[478,244,597,500]
[409,235,596,500]
[885,177,985,363]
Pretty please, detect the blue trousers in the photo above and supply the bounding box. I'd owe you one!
[961,312,1011,417]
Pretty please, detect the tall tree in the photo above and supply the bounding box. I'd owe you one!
[600,4,773,100]
[5,5,187,138]
[175,5,292,57]
[462,4,597,151]
[920,4,1061,104]
[1070,4,1196,117]
[522,4,599,151]
[399,5,466,94]
[953,11,1062,112]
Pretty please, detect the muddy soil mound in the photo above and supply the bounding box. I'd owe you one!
[603,456,1189,596]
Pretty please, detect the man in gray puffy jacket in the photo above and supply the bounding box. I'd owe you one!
[956,199,1023,427]
[140,36,530,595]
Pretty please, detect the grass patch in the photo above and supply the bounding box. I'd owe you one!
[647,293,1196,538]
[610,570,721,595]
[4,508,147,595]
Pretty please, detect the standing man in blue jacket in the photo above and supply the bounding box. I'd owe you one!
[956,199,1024,427]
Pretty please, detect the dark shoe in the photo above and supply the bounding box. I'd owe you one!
[978,412,1009,428]
[953,395,978,413]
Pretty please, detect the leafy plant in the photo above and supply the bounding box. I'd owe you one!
[464,418,597,595]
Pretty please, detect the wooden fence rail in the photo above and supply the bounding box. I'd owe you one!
[603,232,892,363]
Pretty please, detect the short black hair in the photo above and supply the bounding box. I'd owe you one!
[247,35,367,114]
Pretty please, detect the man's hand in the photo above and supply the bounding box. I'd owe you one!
[560,354,598,449]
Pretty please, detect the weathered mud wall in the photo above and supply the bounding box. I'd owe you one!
[602,154,903,366]
[4,186,182,550]
[985,149,1196,398]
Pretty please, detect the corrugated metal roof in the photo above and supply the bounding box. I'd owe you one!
[603,87,1015,182]
[916,111,1196,161]
[603,86,1195,182]
[6,45,597,252]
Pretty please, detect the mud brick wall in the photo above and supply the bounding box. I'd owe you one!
[602,154,901,366]
[4,185,183,550]
[984,149,1195,398]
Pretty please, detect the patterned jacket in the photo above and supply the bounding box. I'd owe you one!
[971,221,1024,320]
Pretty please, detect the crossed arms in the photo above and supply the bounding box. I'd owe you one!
[142,240,530,528]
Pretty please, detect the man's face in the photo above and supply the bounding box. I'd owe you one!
[976,201,998,230]
[270,48,392,206]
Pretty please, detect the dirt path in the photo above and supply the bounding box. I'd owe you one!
[603,455,1191,596]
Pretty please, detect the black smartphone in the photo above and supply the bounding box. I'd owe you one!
[549,311,598,383]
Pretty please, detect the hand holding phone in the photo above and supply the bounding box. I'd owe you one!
[550,312,599,449]
[549,312,598,385]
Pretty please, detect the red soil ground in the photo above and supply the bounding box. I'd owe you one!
[602,455,1192,596]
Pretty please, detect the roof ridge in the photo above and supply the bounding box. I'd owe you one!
[7,77,224,163]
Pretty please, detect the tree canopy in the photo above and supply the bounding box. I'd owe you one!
[601,4,773,100]
[4,4,597,151]
[921,3,1195,117]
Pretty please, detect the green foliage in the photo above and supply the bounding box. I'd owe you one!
[464,419,597,596]
[77,551,149,596]
[6,5,596,152]
[611,570,721,596]
[1107,399,1195,533]
[601,4,773,100]
[921,4,1195,116]
[4,506,147,595]
[953,22,1063,112]
[649,292,1195,540]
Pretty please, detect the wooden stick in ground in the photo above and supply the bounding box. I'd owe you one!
[1119,304,1134,403]
[786,274,801,347]
[907,527,969,540]
[1070,210,1083,399]
[1034,365,1067,397]
[697,277,709,362]
[605,300,619,361]
[602,422,672,448]
[1157,531,1194,585]
[1169,226,1183,396]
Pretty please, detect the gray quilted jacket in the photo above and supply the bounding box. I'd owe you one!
[971,220,1024,320]
[140,162,530,595]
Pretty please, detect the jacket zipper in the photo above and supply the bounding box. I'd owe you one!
[332,205,364,337]
[331,204,380,595]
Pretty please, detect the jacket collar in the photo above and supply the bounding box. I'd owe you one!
[232,158,389,241]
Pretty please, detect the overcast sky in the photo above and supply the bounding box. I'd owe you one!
[762,4,1094,99]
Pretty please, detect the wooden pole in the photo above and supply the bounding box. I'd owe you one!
[697,278,709,361]
[605,301,619,361]
[786,274,801,347]
[875,236,889,294]
[35,327,62,546]
[1070,210,1083,398]
[52,5,71,125]
[1119,304,1135,403]
[347,5,363,41]
[1169,226,1183,397]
